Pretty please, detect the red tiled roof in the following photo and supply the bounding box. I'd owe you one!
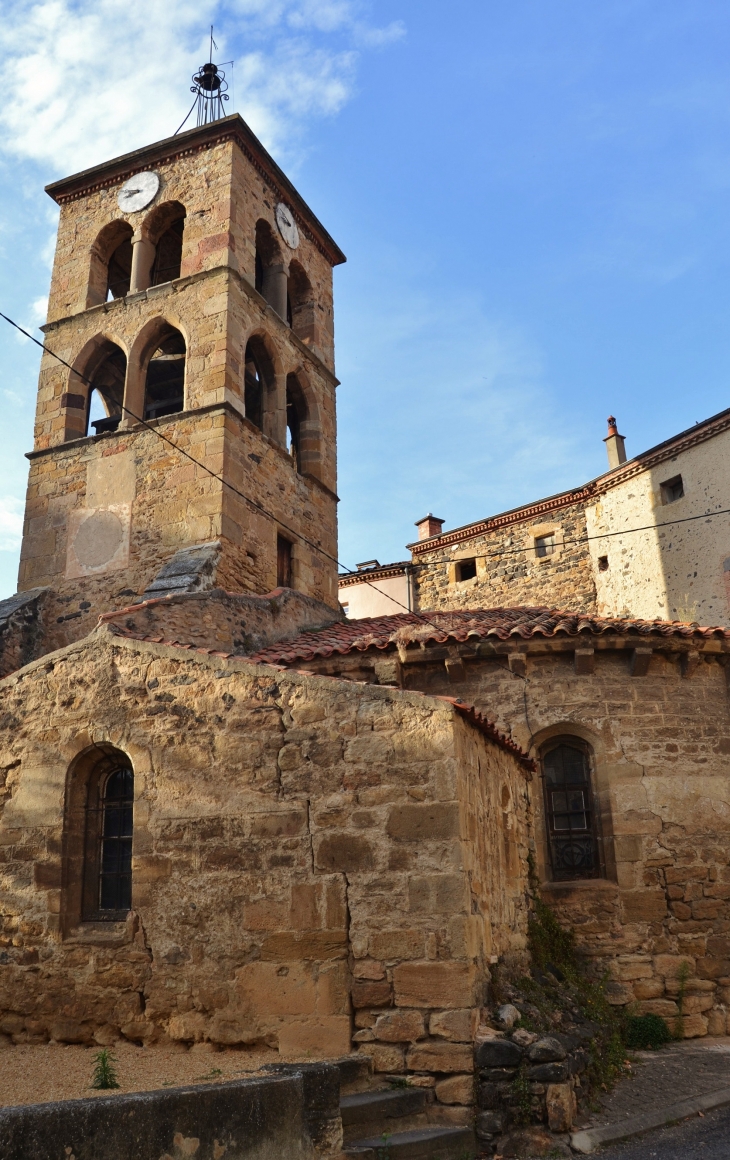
[101,622,535,769]
[248,606,730,665]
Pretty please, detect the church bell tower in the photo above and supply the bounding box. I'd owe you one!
[17,65,345,651]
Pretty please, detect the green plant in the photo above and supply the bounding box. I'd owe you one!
[673,961,691,1040]
[377,1131,392,1160]
[510,1060,533,1127]
[194,1067,223,1081]
[625,1013,671,1050]
[90,1048,120,1090]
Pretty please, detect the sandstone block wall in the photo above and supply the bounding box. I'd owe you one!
[0,629,530,1101]
[99,588,342,657]
[276,632,730,1037]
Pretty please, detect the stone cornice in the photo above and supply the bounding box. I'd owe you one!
[45,114,346,268]
[40,264,339,389]
[338,563,410,589]
[410,405,730,555]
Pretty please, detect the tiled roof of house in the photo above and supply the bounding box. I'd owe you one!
[248,606,730,665]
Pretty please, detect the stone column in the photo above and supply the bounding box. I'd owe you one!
[262,264,289,321]
[130,234,156,294]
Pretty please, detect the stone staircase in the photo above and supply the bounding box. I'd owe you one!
[337,1057,475,1160]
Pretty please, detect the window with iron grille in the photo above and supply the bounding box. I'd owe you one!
[82,757,134,920]
[542,740,600,880]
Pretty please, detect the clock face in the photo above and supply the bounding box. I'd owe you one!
[275,202,300,249]
[117,171,160,213]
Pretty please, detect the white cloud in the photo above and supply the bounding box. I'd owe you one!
[31,296,48,323]
[0,0,403,173]
[0,497,23,552]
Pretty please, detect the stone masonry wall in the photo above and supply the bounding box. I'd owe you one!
[281,635,730,1038]
[99,589,341,658]
[412,498,596,615]
[0,628,530,1114]
[19,400,338,656]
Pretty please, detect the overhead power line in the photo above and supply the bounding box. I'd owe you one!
[2,311,727,638]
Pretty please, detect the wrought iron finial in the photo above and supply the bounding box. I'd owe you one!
[174,28,231,135]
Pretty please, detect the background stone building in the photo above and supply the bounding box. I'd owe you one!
[340,409,730,626]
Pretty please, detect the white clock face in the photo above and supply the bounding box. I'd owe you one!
[275,202,300,249]
[117,171,160,213]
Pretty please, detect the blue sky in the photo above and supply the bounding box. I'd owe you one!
[2,0,730,595]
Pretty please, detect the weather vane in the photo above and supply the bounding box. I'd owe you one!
[174,27,232,135]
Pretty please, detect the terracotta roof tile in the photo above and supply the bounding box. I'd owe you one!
[248,606,730,665]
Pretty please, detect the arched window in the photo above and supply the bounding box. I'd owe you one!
[81,751,134,921]
[255,219,287,319]
[150,214,185,286]
[143,326,186,420]
[87,221,134,307]
[286,373,307,470]
[107,235,133,300]
[244,337,275,432]
[541,738,600,881]
[287,260,316,344]
[85,341,126,436]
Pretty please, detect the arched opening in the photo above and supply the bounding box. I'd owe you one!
[107,235,133,300]
[244,337,275,432]
[63,745,134,928]
[87,221,134,307]
[541,737,601,881]
[149,208,186,286]
[85,341,127,436]
[143,326,186,421]
[286,373,308,470]
[287,260,316,344]
[255,219,287,319]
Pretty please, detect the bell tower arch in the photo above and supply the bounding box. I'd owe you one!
[17,91,345,650]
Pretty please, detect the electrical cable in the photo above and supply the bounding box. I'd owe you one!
[3,310,727,638]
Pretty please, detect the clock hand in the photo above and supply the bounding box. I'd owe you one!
[123,189,141,196]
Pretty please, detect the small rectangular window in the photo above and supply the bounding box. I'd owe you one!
[535,533,556,558]
[456,559,477,582]
[277,535,292,588]
[598,555,609,572]
[661,475,684,504]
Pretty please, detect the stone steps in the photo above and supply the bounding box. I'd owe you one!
[336,1061,475,1160]
[340,1089,429,1144]
[343,1125,475,1159]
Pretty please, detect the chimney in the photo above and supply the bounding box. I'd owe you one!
[415,513,445,541]
[603,416,627,469]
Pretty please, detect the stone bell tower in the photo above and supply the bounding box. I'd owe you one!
[16,67,345,652]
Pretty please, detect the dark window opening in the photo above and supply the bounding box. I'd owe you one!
[286,373,308,471]
[244,344,265,431]
[542,741,600,881]
[286,293,293,329]
[151,216,185,286]
[85,344,126,435]
[535,533,556,558]
[82,757,134,920]
[255,250,264,295]
[106,237,133,300]
[456,558,477,582]
[598,555,609,572]
[661,475,684,505]
[144,329,186,421]
[277,535,293,588]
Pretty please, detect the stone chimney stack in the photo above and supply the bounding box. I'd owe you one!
[415,514,445,541]
[603,416,627,469]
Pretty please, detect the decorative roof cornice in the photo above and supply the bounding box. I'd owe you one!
[338,562,410,589]
[410,405,730,554]
[45,114,346,268]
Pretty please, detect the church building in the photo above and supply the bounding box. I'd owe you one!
[1,72,730,1156]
